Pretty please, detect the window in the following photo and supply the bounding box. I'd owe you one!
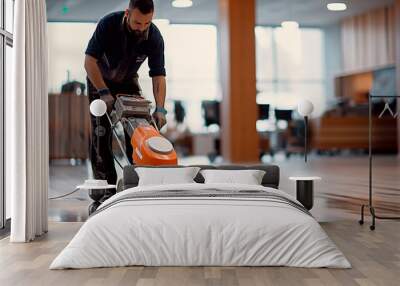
[0,36,3,230]
[47,23,325,133]
[48,23,220,133]
[47,23,96,93]
[5,0,13,33]
[256,26,326,116]
[139,24,220,132]
[1,0,14,229]
[5,44,11,220]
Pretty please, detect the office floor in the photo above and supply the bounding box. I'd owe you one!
[48,155,400,223]
[1,155,399,286]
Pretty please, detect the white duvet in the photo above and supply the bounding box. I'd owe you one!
[50,183,351,269]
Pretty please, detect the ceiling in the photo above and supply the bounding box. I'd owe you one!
[47,0,395,27]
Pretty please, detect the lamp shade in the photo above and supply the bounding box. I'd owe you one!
[297,100,314,117]
[90,99,107,117]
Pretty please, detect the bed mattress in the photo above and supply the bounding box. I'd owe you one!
[50,183,351,269]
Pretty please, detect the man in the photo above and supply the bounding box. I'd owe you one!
[84,0,167,191]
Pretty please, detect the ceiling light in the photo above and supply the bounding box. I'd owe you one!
[327,3,347,11]
[152,19,170,26]
[281,21,299,29]
[172,0,193,8]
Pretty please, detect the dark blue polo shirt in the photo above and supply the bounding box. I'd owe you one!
[86,11,166,84]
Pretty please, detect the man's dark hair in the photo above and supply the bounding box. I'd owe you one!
[129,0,154,14]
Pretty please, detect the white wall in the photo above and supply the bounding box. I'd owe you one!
[47,23,96,93]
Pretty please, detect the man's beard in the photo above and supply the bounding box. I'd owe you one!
[132,29,147,42]
[125,17,148,43]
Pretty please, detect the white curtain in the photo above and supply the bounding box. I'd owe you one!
[7,0,49,242]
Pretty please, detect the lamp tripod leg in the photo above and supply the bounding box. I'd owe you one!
[304,116,308,162]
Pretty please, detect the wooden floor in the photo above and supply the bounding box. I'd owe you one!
[1,221,399,286]
[1,155,399,285]
[48,155,400,222]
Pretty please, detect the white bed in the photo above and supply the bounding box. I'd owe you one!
[50,183,351,269]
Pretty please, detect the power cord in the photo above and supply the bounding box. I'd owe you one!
[49,188,80,200]
[49,109,129,201]
[113,153,124,170]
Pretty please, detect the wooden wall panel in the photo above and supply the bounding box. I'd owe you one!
[373,8,388,67]
[311,117,397,153]
[337,72,373,103]
[387,5,396,64]
[49,94,90,160]
[218,0,259,163]
[396,0,400,153]
[341,19,356,71]
[341,6,395,72]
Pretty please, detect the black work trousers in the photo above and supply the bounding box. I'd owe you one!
[87,77,141,185]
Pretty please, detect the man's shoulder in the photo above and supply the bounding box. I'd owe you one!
[148,23,164,43]
[98,11,124,27]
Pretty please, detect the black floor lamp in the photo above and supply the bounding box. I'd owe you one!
[297,100,314,162]
[86,99,116,214]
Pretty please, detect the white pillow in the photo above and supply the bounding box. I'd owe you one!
[136,167,201,186]
[200,169,266,185]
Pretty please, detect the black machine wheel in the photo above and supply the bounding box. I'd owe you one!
[358,220,364,225]
[117,179,124,193]
[370,225,375,231]
[88,201,101,215]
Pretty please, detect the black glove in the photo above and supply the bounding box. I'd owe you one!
[152,111,167,129]
[100,94,115,113]
[98,88,114,113]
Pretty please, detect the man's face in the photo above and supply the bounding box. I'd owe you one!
[125,8,153,37]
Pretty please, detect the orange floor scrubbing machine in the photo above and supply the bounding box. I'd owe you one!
[91,94,178,166]
[114,95,177,166]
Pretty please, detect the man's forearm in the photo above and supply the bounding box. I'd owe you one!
[84,55,108,90]
[152,76,166,108]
